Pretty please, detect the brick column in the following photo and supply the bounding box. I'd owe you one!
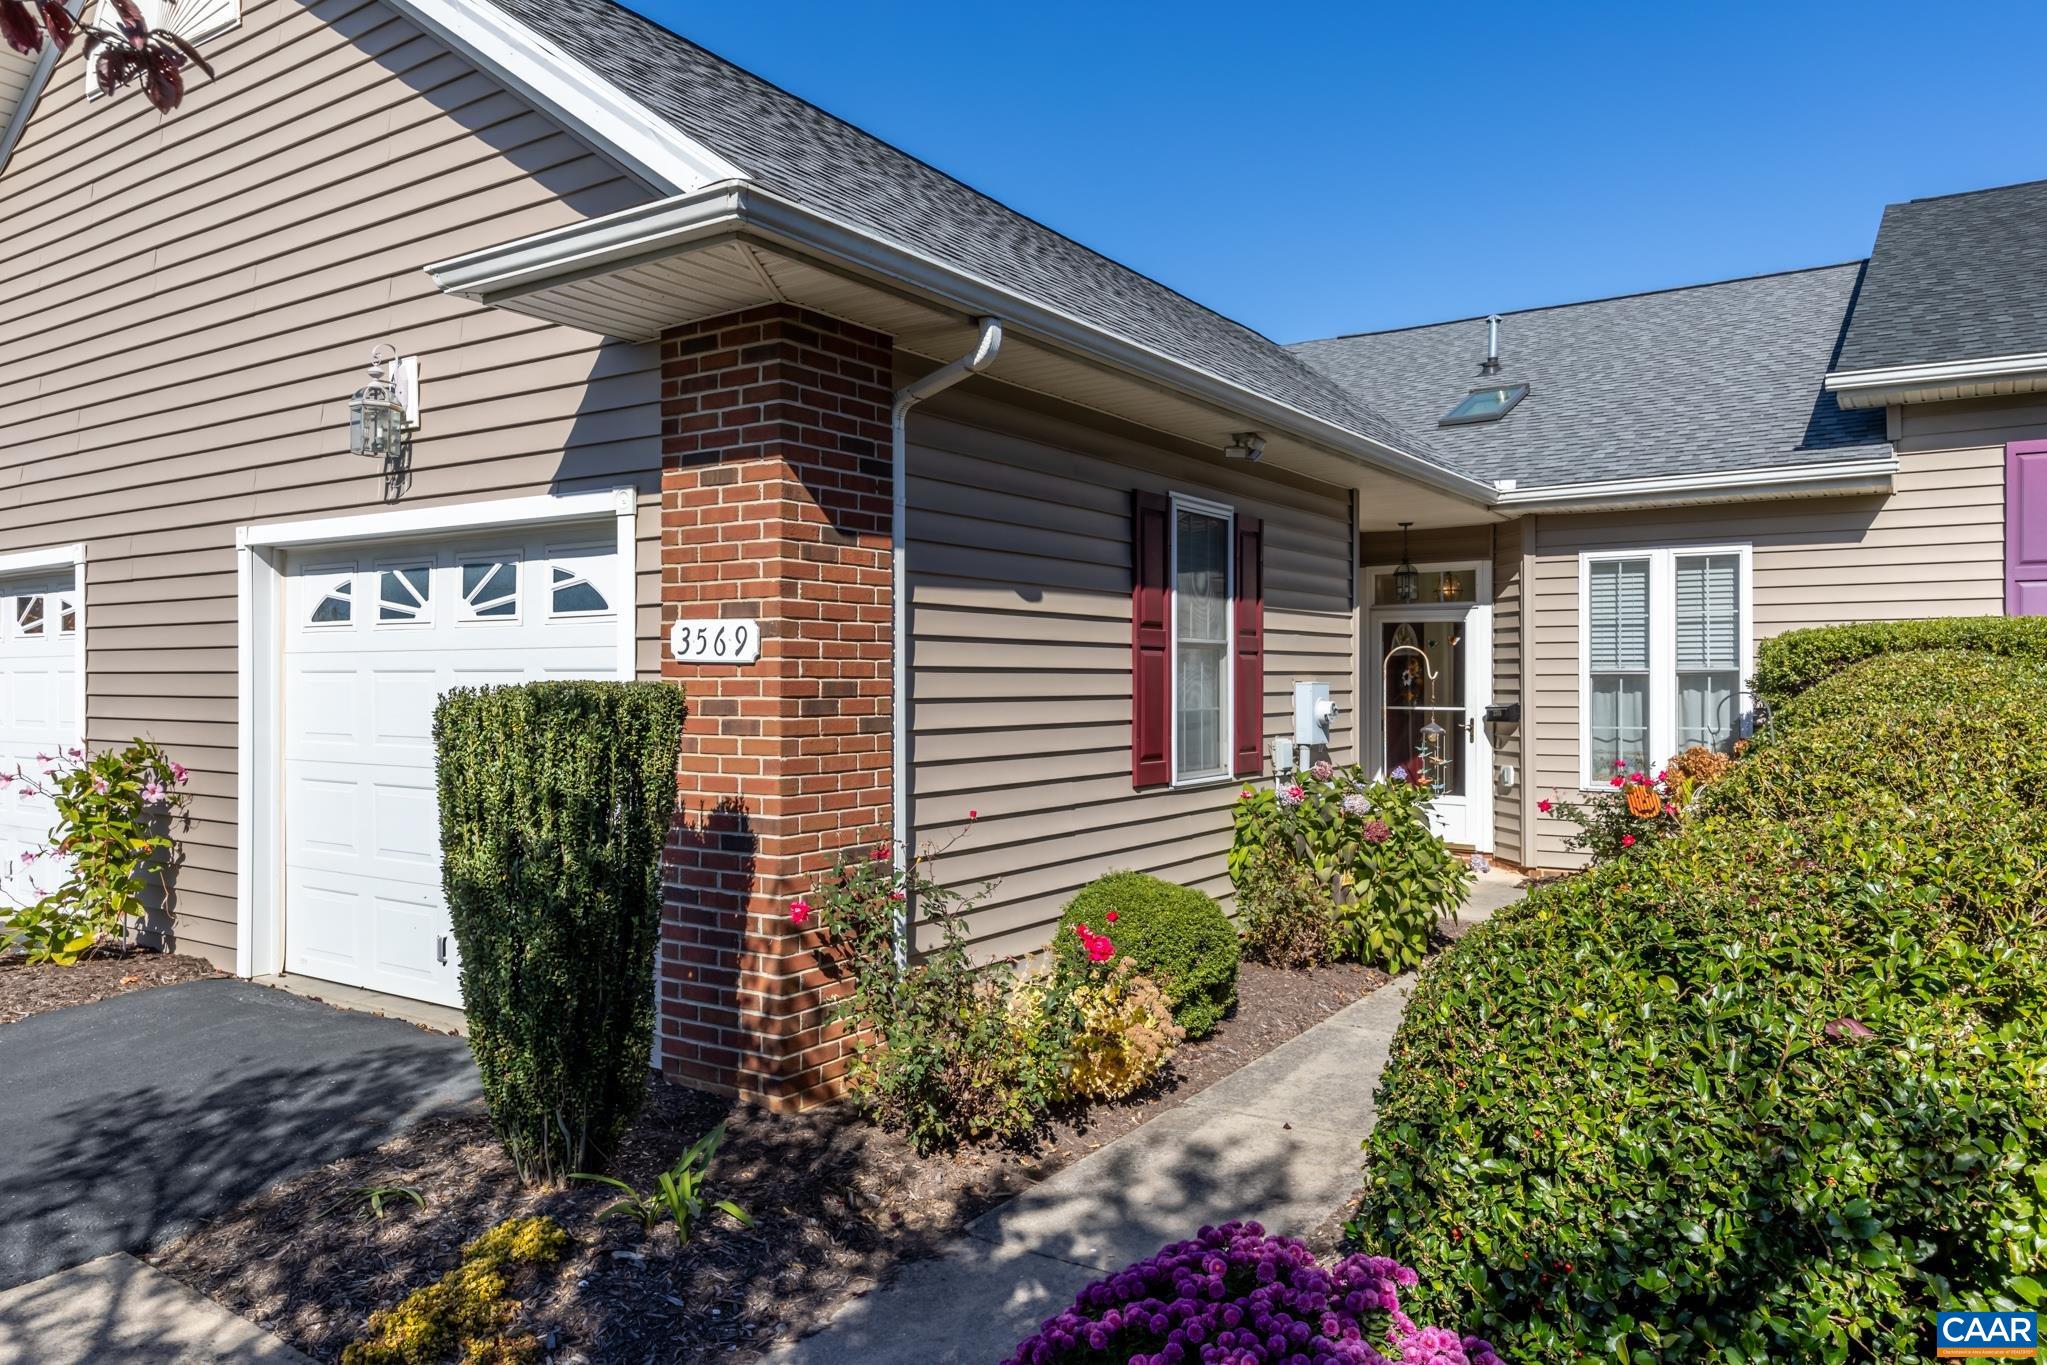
[656,303,895,1111]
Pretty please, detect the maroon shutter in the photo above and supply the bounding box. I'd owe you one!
[1232,516,1265,777]
[2007,441,2047,615]
[1131,491,1172,787]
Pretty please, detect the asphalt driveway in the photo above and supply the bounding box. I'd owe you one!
[0,978,479,1289]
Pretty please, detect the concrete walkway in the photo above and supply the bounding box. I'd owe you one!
[773,870,1524,1364]
[0,1255,312,1365]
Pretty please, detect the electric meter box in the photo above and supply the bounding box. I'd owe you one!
[1293,681,1336,747]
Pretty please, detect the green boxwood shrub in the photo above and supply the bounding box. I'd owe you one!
[1752,614,2047,706]
[1055,872,1238,1038]
[434,681,685,1182]
[1352,650,2047,1364]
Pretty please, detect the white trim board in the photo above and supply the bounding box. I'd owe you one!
[1825,350,2047,408]
[1495,457,1897,512]
[233,491,640,983]
[1574,543,1754,791]
[383,0,744,196]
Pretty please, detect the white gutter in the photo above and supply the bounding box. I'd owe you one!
[426,184,1497,508]
[1824,350,2047,409]
[1493,454,1898,513]
[888,318,1004,966]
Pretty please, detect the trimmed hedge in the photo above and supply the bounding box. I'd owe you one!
[1353,650,2047,1363]
[1753,614,2047,706]
[434,681,685,1181]
[1056,872,1239,1038]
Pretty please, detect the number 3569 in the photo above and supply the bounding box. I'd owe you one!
[668,617,762,664]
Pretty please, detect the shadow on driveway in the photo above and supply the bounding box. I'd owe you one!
[0,978,479,1289]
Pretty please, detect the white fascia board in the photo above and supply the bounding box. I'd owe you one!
[239,489,631,549]
[0,42,58,180]
[386,0,746,195]
[427,184,1498,508]
[1495,456,1898,513]
[1825,351,2047,408]
[0,541,84,575]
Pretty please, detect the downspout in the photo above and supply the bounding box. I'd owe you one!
[890,317,1004,966]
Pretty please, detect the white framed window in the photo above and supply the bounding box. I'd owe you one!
[1169,494,1233,784]
[1579,544,1752,786]
[376,563,433,625]
[547,544,614,618]
[457,554,521,623]
[303,566,356,628]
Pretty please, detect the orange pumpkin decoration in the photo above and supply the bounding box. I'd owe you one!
[1625,782,1663,819]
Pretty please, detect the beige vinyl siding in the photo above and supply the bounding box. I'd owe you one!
[1489,521,1525,866]
[1524,412,2036,864]
[0,0,664,967]
[907,392,1357,960]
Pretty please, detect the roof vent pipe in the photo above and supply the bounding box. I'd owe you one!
[1481,314,1502,376]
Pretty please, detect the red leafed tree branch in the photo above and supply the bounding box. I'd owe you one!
[2,0,213,112]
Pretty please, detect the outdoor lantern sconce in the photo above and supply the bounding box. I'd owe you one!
[1392,521,1420,603]
[348,344,421,500]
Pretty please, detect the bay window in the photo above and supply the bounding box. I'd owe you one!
[1580,545,1751,784]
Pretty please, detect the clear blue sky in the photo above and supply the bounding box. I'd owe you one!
[633,1,2047,344]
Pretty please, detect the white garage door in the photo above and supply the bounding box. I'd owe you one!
[281,529,624,1007]
[0,571,79,912]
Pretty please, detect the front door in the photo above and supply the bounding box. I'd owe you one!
[1365,562,1491,849]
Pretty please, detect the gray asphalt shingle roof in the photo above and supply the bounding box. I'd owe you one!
[485,0,1454,474]
[1290,263,1892,489]
[1834,178,2047,373]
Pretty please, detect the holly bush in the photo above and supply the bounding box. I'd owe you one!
[434,682,684,1182]
[1751,614,2047,708]
[1351,649,2047,1363]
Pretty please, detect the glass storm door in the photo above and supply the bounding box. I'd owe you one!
[1379,616,1473,844]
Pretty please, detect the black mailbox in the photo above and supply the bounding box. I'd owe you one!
[1482,702,1521,725]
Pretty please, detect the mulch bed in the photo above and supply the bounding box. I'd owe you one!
[0,946,220,1025]
[149,960,1389,1364]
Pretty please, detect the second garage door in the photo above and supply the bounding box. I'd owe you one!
[0,570,79,911]
[281,529,624,1007]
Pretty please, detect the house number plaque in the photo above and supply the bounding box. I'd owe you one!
[668,618,762,664]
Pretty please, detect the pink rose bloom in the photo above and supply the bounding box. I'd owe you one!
[967,809,977,820]
[871,845,890,861]
[1105,910,1117,922]
[788,899,812,926]
[1609,776,1624,788]
[1537,798,1553,814]
[1621,834,1636,848]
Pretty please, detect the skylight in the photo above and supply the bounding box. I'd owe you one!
[1440,383,1529,427]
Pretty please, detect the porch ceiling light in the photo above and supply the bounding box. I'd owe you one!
[348,344,420,458]
[1393,522,1419,603]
